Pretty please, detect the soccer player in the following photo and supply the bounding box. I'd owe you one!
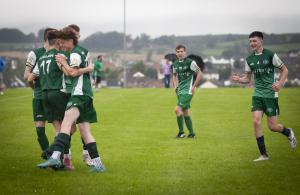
[37,27,105,172]
[93,55,104,91]
[232,31,297,162]
[24,28,55,159]
[172,44,202,138]
[67,24,93,166]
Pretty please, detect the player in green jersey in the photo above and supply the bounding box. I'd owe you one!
[37,27,105,173]
[232,31,297,162]
[93,55,104,91]
[67,24,93,166]
[172,45,202,138]
[24,28,55,159]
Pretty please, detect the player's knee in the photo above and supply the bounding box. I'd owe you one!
[267,123,277,131]
[253,118,261,126]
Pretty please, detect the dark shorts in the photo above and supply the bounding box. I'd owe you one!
[66,95,97,124]
[93,76,102,84]
[177,94,193,110]
[42,90,69,123]
[252,96,280,117]
[32,98,45,121]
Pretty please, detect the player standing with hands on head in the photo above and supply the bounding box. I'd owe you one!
[232,31,297,162]
[172,44,202,138]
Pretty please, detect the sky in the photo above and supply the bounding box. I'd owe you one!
[1,0,300,39]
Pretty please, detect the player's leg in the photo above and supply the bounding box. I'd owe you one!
[175,105,185,138]
[251,97,269,161]
[80,124,92,166]
[33,98,49,153]
[267,116,297,148]
[252,111,269,161]
[265,98,297,148]
[183,109,195,138]
[79,122,105,172]
[37,107,79,169]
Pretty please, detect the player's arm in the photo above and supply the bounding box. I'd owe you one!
[232,59,252,84]
[272,53,288,91]
[172,65,178,93]
[56,53,80,77]
[78,61,94,75]
[24,51,36,81]
[190,61,202,95]
[232,72,252,84]
[27,64,39,88]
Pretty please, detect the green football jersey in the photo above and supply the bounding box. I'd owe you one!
[245,49,283,98]
[69,45,93,98]
[173,58,200,95]
[33,49,67,91]
[25,47,46,99]
[93,60,103,77]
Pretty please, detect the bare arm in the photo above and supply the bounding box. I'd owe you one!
[231,72,252,84]
[191,70,202,95]
[24,66,32,81]
[78,62,94,75]
[272,64,288,91]
[56,55,79,77]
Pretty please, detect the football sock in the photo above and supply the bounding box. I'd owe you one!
[52,151,62,160]
[184,116,194,134]
[177,115,184,133]
[81,137,87,150]
[86,142,103,166]
[64,136,72,154]
[256,136,268,156]
[281,126,291,137]
[53,133,70,156]
[36,127,49,150]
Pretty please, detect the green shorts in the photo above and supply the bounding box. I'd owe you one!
[251,96,280,117]
[42,90,69,123]
[177,94,193,110]
[66,95,97,124]
[32,98,45,121]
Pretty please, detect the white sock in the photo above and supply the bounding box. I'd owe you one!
[51,151,61,160]
[91,157,103,167]
[64,150,72,160]
[83,149,89,155]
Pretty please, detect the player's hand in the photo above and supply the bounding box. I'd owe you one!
[191,86,196,95]
[87,63,94,72]
[231,73,240,83]
[272,81,282,92]
[55,54,67,65]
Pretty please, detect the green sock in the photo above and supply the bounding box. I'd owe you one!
[184,116,194,134]
[36,127,49,150]
[177,115,184,133]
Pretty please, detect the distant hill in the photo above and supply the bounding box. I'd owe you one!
[0,28,300,57]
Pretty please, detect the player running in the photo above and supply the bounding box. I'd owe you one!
[232,31,297,162]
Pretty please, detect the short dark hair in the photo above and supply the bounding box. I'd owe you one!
[61,27,78,45]
[68,24,80,33]
[249,31,263,39]
[44,27,56,41]
[175,44,186,51]
[47,30,62,45]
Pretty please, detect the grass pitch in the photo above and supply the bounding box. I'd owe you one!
[0,88,299,194]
